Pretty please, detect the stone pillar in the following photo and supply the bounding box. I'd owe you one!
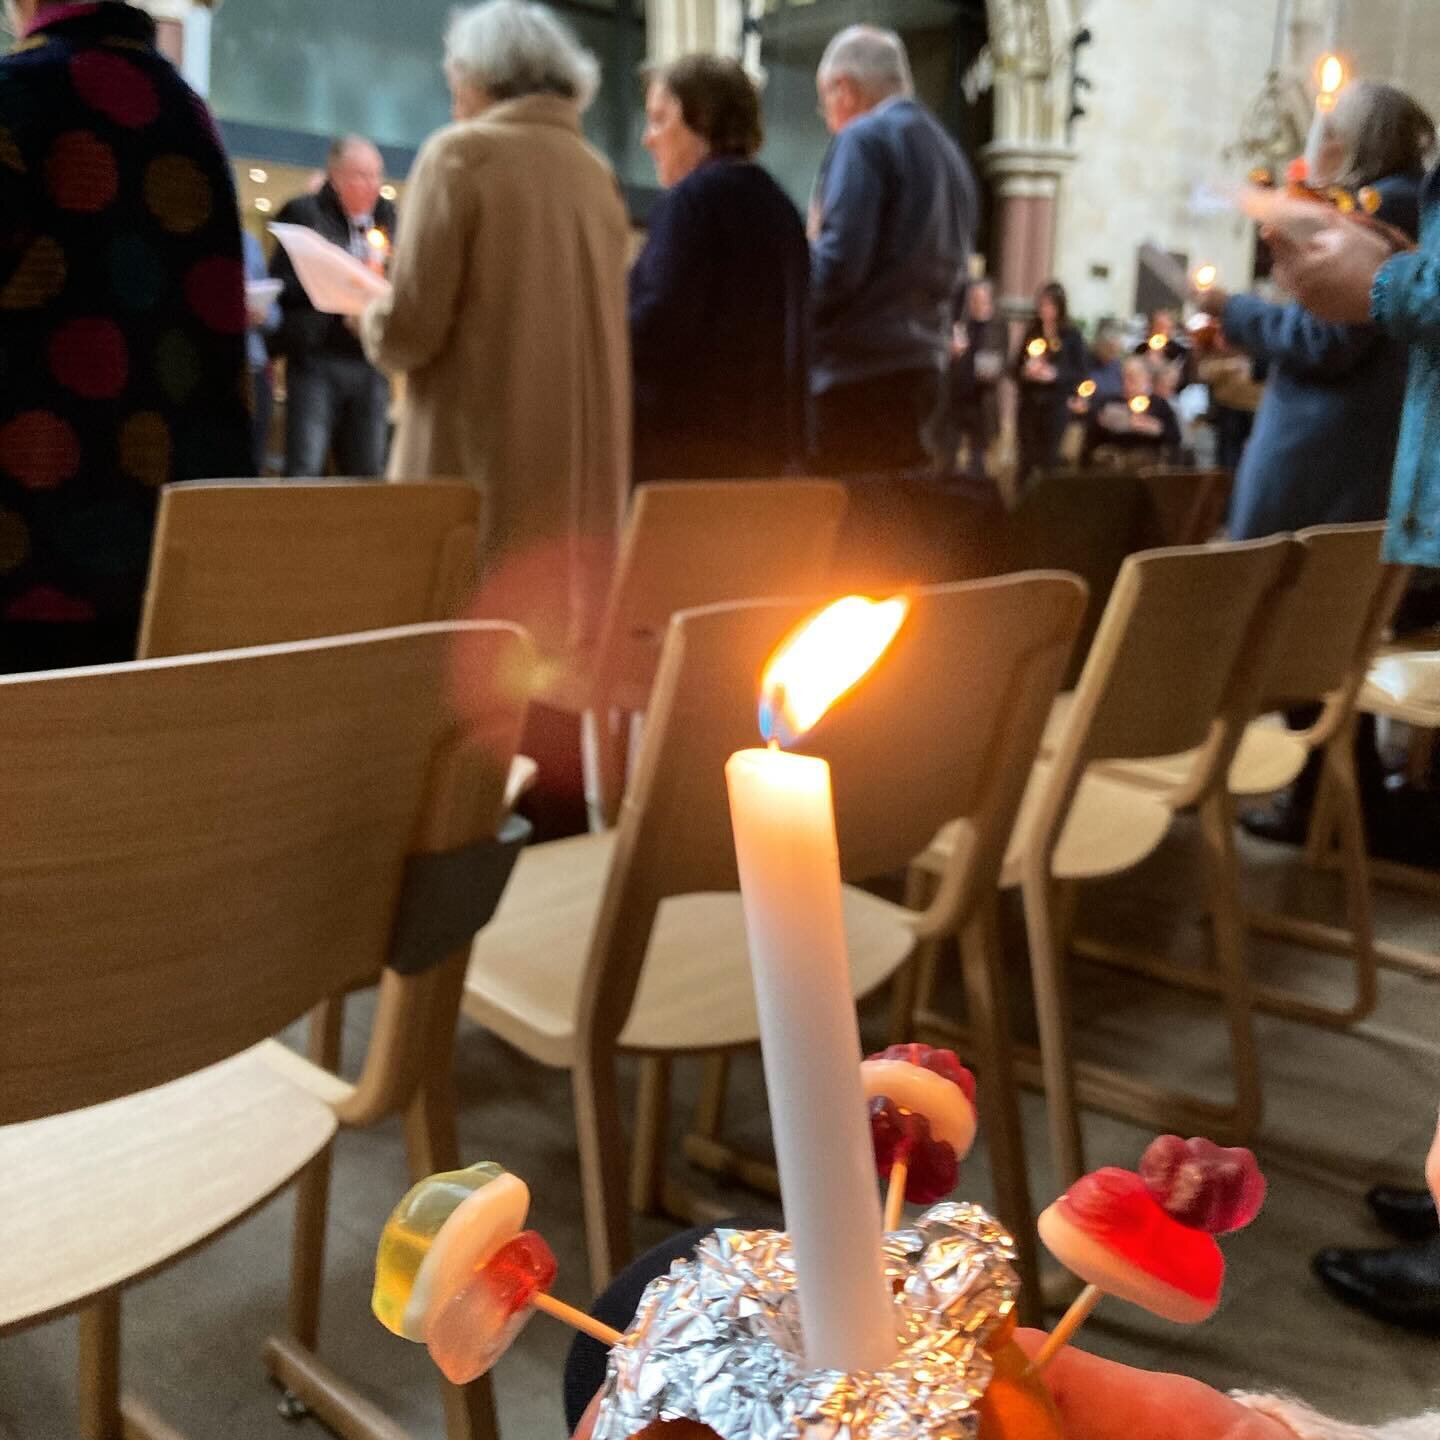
[645,0,742,65]
[984,142,1073,316]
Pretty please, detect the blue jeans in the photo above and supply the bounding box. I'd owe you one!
[284,354,390,478]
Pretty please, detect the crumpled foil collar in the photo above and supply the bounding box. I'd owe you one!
[593,1203,1019,1440]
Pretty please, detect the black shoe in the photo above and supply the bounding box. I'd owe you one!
[1368,1185,1440,1242]
[1312,1236,1440,1332]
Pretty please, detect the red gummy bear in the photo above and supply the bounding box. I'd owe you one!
[1138,1135,1266,1234]
[869,1096,958,1204]
[867,1043,977,1104]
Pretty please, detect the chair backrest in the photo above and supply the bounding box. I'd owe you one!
[138,480,480,658]
[576,480,848,711]
[0,622,532,1126]
[1044,536,1304,813]
[577,574,1088,1049]
[1138,468,1234,548]
[1261,523,1405,710]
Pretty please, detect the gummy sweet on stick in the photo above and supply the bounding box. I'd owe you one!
[373,1161,621,1386]
[1031,1135,1266,1373]
[861,1044,977,1230]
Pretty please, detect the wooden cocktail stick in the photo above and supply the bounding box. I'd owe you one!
[533,1293,623,1348]
[1027,1284,1103,1373]
[883,1159,909,1233]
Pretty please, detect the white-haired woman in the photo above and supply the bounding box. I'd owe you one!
[361,0,630,660]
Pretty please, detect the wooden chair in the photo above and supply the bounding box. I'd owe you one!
[0,624,531,1440]
[1091,524,1408,1027]
[909,538,1305,1191]
[463,576,1087,1309]
[1303,622,1440,981]
[537,480,849,829]
[138,479,480,657]
[1137,467,1233,547]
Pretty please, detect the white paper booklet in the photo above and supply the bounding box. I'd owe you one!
[269,222,392,317]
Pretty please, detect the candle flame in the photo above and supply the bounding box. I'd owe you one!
[367,227,390,252]
[1027,338,1048,359]
[1193,263,1218,291]
[1147,333,1167,352]
[759,596,909,748]
[1130,395,1151,415]
[1318,54,1345,96]
[1077,380,1097,399]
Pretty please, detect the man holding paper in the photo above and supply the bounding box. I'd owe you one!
[269,136,397,478]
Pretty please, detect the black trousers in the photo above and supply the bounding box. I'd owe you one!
[811,367,945,478]
[284,353,390,478]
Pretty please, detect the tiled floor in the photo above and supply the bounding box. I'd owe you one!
[4,821,1437,1438]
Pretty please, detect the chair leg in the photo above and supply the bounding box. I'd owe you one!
[308,996,345,1073]
[629,1056,671,1215]
[887,867,936,1046]
[692,1054,731,1142]
[1198,789,1263,1142]
[1020,866,1086,1191]
[582,708,630,833]
[958,896,1040,1326]
[79,1295,122,1440]
[1328,736,1379,1022]
[287,1149,334,1351]
[574,1046,633,1293]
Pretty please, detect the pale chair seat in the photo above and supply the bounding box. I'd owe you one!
[922,761,1174,889]
[1,1042,347,1335]
[1097,716,1309,799]
[466,833,916,1068]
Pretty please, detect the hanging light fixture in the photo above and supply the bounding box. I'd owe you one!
[1227,0,1312,175]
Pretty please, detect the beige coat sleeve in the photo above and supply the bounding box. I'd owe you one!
[362,130,474,377]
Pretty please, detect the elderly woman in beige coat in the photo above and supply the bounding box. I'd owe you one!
[361,0,631,660]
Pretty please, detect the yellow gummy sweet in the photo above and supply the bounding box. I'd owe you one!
[373,1161,505,1339]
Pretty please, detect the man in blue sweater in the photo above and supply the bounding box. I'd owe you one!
[809,26,977,478]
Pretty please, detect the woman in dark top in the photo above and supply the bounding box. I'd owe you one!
[1013,281,1088,488]
[630,55,810,484]
[1082,356,1182,467]
[0,0,251,674]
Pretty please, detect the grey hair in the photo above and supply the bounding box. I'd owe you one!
[817,25,913,102]
[1322,80,1436,192]
[445,0,601,111]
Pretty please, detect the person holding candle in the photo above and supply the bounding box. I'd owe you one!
[1081,357,1181,468]
[1191,82,1433,544]
[1013,282,1088,490]
[269,135,397,478]
[947,279,1007,485]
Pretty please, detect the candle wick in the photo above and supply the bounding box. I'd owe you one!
[768,737,780,752]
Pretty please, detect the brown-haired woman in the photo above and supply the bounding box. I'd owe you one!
[630,55,811,483]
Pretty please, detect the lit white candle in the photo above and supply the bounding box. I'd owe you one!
[724,596,908,1376]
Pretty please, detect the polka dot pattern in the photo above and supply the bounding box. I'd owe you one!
[185,255,246,335]
[118,411,171,487]
[50,317,129,400]
[46,129,118,213]
[0,509,32,575]
[6,585,97,623]
[1,236,67,310]
[0,411,81,489]
[70,49,159,129]
[144,154,212,234]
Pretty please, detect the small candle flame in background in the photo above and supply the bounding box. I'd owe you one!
[1077,379,1098,400]
[759,596,910,749]
[1027,338,1049,360]
[366,227,391,270]
[1147,333,1167,352]
[1317,53,1346,112]
[1130,395,1152,415]
[1193,263,1219,292]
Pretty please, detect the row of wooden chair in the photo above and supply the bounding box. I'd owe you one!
[2,475,1405,1440]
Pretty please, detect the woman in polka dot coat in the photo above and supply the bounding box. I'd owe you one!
[0,0,251,673]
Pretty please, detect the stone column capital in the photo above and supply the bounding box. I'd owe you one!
[980,141,1076,198]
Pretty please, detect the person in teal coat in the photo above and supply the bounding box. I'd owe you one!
[1271,152,1440,570]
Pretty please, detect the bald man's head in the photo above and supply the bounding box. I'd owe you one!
[328,135,384,220]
